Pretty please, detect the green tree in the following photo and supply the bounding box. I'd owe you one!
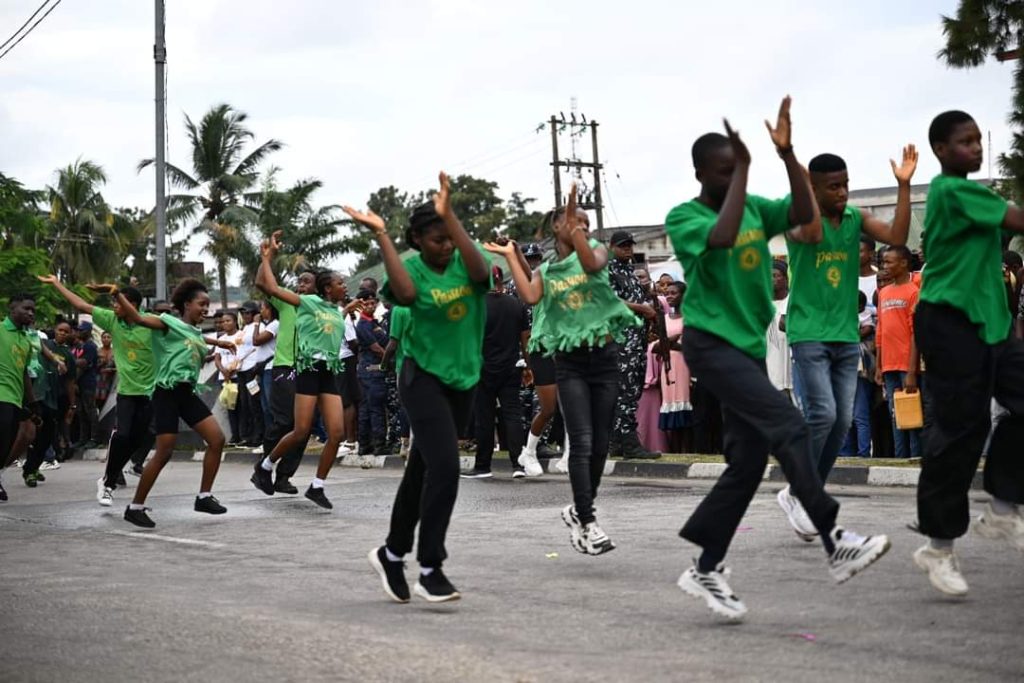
[940,1,1024,199]
[339,185,426,272]
[0,247,90,326]
[0,173,46,249]
[447,174,507,241]
[503,191,546,243]
[139,103,282,307]
[46,159,124,284]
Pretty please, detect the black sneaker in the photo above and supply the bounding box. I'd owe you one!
[35,471,46,482]
[250,462,275,495]
[130,464,144,477]
[459,469,493,479]
[367,546,410,603]
[0,481,7,501]
[414,568,461,603]
[274,477,299,494]
[304,485,333,509]
[194,495,227,515]
[116,472,127,487]
[124,505,156,528]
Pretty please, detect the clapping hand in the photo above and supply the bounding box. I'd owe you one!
[434,171,452,218]
[890,144,919,184]
[764,95,793,152]
[724,119,751,166]
[342,206,387,235]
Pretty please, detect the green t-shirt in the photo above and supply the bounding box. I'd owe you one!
[152,313,208,392]
[91,307,156,397]
[666,195,793,359]
[381,247,492,391]
[271,297,297,368]
[529,238,640,354]
[389,306,411,372]
[0,317,33,407]
[786,205,864,344]
[920,174,1011,344]
[294,294,345,373]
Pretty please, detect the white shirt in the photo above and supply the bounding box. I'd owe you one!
[766,296,792,391]
[339,316,357,360]
[217,332,240,381]
[253,319,278,366]
[859,270,878,308]
[239,322,259,371]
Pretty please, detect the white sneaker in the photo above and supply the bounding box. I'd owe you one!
[827,527,891,583]
[12,459,23,469]
[777,486,817,542]
[974,502,1024,551]
[39,461,61,471]
[517,450,543,477]
[913,545,968,596]
[553,456,569,474]
[338,441,358,457]
[677,562,747,621]
[582,521,616,555]
[96,478,113,507]
[560,504,586,554]
[512,469,526,479]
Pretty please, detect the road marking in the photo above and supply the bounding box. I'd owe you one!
[106,530,224,548]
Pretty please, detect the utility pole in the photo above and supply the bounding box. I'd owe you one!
[548,106,605,241]
[154,0,167,300]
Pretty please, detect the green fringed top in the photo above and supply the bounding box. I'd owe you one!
[529,238,640,355]
[294,294,346,374]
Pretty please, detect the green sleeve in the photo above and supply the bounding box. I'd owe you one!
[749,194,793,238]
[665,203,715,270]
[955,182,1009,232]
[91,307,115,332]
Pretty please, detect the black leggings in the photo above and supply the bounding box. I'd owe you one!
[554,343,620,526]
[104,395,154,489]
[386,359,475,568]
[24,405,56,475]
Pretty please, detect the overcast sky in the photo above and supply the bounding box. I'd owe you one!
[0,0,1015,279]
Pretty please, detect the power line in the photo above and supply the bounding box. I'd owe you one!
[0,0,50,51]
[0,0,62,62]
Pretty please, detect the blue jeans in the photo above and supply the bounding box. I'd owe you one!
[883,371,922,458]
[840,377,872,457]
[791,342,860,480]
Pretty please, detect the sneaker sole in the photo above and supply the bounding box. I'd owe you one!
[676,573,746,621]
[99,497,113,507]
[974,517,1024,552]
[776,490,818,542]
[585,541,616,556]
[124,515,155,529]
[413,582,461,603]
[912,551,969,596]
[194,505,228,515]
[367,548,410,604]
[831,537,892,583]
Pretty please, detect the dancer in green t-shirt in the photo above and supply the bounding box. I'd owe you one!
[486,183,638,557]
[107,279,237,528]
[346,171,491,604]
[38,276,156,508]
[911,110,1024,597]
[0,294,38,503]
[250,232,361,510]
[664,98,890,620]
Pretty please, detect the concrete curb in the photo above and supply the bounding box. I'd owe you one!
[76,448,984,490]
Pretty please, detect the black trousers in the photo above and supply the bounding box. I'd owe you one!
[78,389,99,443]
[237,367,265,445]
[474,367,525,471]
[24,405,56,475]
[680,328,839,562]
[103,395,154,489]
[386,359,475,567]
[0,401,22,467]
[915,303,1024,539]
[262,366,308,481]
[554,343,620,526]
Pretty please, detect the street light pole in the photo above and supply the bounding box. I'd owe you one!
[154,0,167,300]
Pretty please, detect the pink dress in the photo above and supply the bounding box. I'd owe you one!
[658,313,693,430]
[637,346,668,453]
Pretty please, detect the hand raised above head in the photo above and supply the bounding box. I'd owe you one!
[764,95,792,152]
[723,119,751,167]
[342,206,386,234]
[433,171,452,218]
[890,144,918,184]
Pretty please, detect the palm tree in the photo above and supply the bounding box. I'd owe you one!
[139,103,282,307]
[46,159,124,283]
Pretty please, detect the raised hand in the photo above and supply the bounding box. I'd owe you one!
[724,119,751,166]
[85,283,118,294]
[434,171,452,218]
[341,206,386,234]
[343,299,364,315]
[890,144,919,184]
[764,95,793,151]
[259,238,273,260]
[483,241,516,257]
[36,274,59,286]
[269,230,284,254]
[565,182,579,233]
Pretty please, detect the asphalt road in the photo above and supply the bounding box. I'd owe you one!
[0,460,1021,683]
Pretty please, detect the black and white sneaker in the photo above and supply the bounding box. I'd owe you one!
[304,485,333,509]
[828,527,891,583]
[677,562,747,620]
[367,546,410,603]
[0,481,8,502]
[414,568,461,603]
[250,462,275,495]
[561,504,586,554]
[194,495,227,515]
[124,505,156,528]
[582,521,616,555]
[512,469,526,479]
[460,469,493,479]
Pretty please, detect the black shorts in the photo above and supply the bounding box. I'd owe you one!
[152,383,212,435]
[528,351,557,387]
[296,361,340,397]
[337,356,359,407]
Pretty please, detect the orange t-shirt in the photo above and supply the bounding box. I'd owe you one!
[876,280,919,373]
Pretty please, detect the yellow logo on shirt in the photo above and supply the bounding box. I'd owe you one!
[566,291,585,310]
[127,350,137,362]
[447,301,467,321]
[12,344,28,370]
[432,286,474,306]
[827,266,842,288]
[739,247,761,271]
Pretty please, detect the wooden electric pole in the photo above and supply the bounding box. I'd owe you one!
[548,113,605,241]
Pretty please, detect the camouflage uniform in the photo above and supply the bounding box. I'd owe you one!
[608,257,646,435]
[380,308,403,450]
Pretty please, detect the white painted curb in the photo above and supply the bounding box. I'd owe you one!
[81,448,106,462]
[867,466,920,487]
